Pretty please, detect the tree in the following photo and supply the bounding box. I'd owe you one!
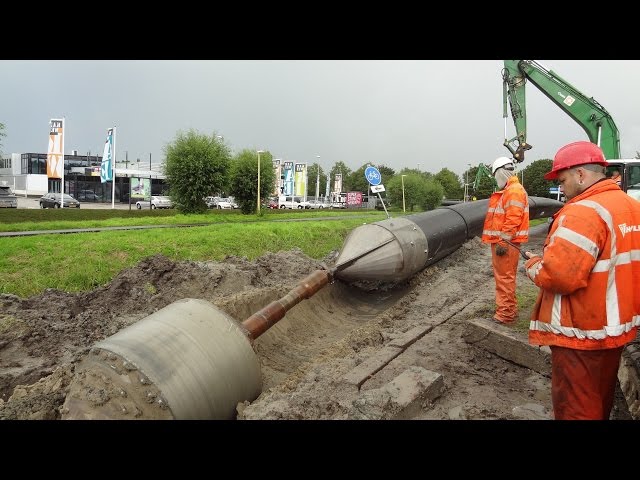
[421,179,445,210]
[163,130,231,213]
[348,164,372,194]
[229,149,276,214]
[635,151,640,159]
[377,164,396,179]
[434,168,463,200]
[329,161,352,192]
[385,171,444,212]
[520,159,554,198]
[387,173,423,212]
[306,163,328,199]
[467,158,555,200]
[419,170,434,181]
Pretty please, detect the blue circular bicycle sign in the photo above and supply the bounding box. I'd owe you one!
[365,166,382,186]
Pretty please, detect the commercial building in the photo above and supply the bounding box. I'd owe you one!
[0,151,167,202]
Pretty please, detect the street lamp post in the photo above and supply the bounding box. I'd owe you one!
[257,150,265,214]
[465,168,468,202]
[315,155,320,201]
[401,175,407,213]
[465,163,472,202]
[149,153,152,209]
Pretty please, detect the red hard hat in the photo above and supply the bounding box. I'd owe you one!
[544,141,608,180]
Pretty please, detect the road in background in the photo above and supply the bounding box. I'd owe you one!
[17,197,132,210]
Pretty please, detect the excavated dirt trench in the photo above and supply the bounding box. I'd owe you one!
[248,282,408,391]
[0,247,411,420]
[0,226,634,420]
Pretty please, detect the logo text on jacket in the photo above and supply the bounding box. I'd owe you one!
[618,223,640,238]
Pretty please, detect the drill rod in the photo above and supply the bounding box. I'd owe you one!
[241,241,391,341]
[242,269,334,341]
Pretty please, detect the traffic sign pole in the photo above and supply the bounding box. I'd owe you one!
[364,166,382,186]
[364,166,389,218]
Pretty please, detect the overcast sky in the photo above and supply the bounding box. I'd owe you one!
[1,60,639,178]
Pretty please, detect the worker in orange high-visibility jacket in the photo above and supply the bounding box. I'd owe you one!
[481,157,529,324]
[524,141,640,420]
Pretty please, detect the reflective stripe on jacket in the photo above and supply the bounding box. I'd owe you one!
[525,179,640,350]
[481,176,529,244]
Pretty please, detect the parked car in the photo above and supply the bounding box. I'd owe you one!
[0,184,17,208]
[303,200,328,209]
[136,195,173,210]
[76,190,101,202]
[278,195,304,209]
[39,193,81,208]
[214,198,234,210]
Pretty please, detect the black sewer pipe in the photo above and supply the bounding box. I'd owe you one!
[334,196,563,283]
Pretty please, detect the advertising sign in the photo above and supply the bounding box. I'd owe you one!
[100,127,115,183]
[131,177,150,199]
[334,173,343,194]
[273,159,282,195]
[46,119,64,179]
[283,161,294,196]
[346,191,363,206]
[294,163,306,196]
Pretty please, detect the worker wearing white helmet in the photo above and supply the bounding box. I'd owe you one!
[491,156,516,188]
[481,156,529,325]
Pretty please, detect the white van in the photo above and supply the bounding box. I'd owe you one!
[278,195,304,209]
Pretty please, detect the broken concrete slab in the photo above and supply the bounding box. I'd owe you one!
[463,318,551,376]
[348,366,444,420]
[388,324,434,349]
[342,345,403,388]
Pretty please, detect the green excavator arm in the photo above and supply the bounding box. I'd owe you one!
[473,163,497,193]
[502,60,621,162]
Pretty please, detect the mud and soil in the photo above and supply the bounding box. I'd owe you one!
[0,225,632,420]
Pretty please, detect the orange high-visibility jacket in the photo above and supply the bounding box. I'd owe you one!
[481,176,529,245]
[525,179,640,350]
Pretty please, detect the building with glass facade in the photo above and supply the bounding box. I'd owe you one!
[0,151,167,203]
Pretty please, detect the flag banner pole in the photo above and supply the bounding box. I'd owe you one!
[100,127,115,207]
[61,117,65,207]
[46,118,65,202]
[112,127,116,209]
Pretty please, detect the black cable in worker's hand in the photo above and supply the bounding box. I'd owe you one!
[502,239,530,260]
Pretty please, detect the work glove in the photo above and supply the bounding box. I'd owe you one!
[495,242,508,257]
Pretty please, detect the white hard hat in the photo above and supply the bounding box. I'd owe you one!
[491,157,515,175]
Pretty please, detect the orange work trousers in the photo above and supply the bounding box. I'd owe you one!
[491,242,520,322]
[550,345,624,420]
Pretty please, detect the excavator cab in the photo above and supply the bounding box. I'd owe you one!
[607,160,640,202]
